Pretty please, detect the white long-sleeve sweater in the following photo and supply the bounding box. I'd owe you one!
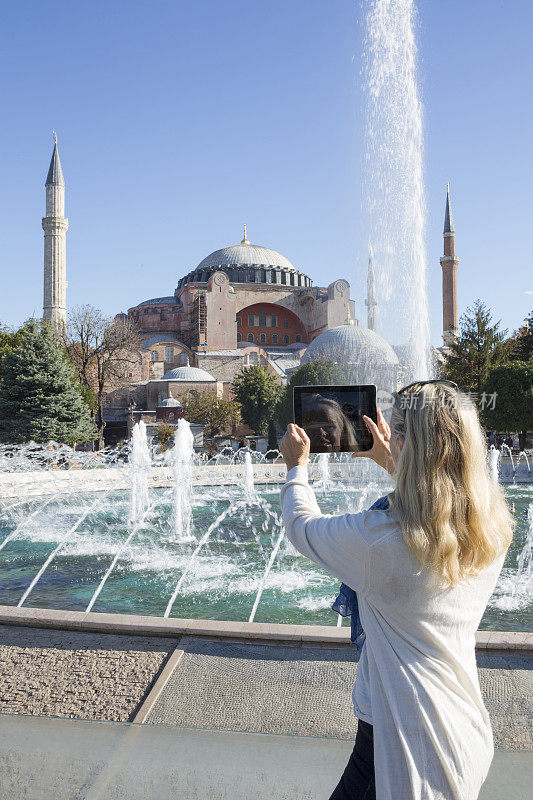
[280,465,505,800]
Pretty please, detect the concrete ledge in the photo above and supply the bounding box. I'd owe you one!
[0,605,531,651]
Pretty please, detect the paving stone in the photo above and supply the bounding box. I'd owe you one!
[146,636,533,748]
[0,624,177,722]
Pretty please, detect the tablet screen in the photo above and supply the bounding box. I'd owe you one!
[293,385,377,453]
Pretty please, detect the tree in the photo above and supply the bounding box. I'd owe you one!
[154,421,175,450]
[64,305,139,449]
[508,310,533,362]
[232,366,281,435]
[180,390,241,438]
[0,320,95,444]
[0,322,31,378]
[275,359,351,430]
[483,361,533,450]
[439,300,509,393]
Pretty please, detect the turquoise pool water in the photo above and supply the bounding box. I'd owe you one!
[0,482,531,630]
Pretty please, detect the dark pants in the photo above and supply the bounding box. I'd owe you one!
[328,720,375,800]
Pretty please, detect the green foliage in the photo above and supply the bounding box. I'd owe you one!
[0,321,31,378]
[180,390,241,438]
[439,300,509,393]
[232,366,281,435]
[154,421,175,449]
[482,361,533,435]
[508,310,533,362]
[275,359,351,430]
[0,320,95,444]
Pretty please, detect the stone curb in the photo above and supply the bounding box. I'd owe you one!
[0,605,531,651]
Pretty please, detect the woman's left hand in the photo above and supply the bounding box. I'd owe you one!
[280,424,310,470]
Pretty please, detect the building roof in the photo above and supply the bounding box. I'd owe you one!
[196,242,295,271]
[159,397,183,407]
[444,183,454,234]
[301,323,399,367]
[138,296,176,307]
[161,366,216,381]
[176,233,312,290]
[46,141,65,186]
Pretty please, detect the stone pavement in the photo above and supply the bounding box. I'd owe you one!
[145,636,533,749]
[0,623,531,749]
[0,624,173,722]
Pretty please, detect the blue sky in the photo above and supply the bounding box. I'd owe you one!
[0,0,531,344]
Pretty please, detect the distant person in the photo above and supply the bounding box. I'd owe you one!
[280,381,513,800]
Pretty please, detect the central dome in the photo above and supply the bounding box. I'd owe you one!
[196,242,295,272]
[175,229,312,290]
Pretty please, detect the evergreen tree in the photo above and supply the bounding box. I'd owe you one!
[439,300,508,393]
[275,359,351,430]
[232,366,281,435]
[0,320,95,444]
[508,310,533,362]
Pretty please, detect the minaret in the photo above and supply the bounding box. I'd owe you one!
[42,133,68,331]
[440,183,459,344]
[365,244,378,332]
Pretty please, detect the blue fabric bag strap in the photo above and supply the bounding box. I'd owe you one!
[331,494,390,650]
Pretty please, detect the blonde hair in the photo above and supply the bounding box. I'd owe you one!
[389,382,514,586]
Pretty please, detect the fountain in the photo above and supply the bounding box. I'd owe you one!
[170,419,195,542]
[363,0,431,381]
[128,421,151,524]
[243,451,257,503]
[0,1,530,636]
[488,446,500,483]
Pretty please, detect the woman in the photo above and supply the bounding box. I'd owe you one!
[301,394,359,452]
[279,381,514,800]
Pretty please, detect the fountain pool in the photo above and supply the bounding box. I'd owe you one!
[0,478,531,632]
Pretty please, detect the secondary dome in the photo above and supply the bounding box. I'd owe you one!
[162,366,215,382]
[158,397,182,407]
[302,324,399,367]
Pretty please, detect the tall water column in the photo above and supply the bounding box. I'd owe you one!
[363,0,431,381]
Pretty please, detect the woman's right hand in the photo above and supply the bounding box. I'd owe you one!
[352,409,395,475]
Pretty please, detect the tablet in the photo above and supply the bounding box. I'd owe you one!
[293,384,377,454]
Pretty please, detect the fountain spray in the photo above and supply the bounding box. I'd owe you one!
[363,0,431,381]
[129,421,151,524]
[171,419,195,542]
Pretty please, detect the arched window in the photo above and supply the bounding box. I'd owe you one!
[295,334,301,343]
[247,333,254,343]
[260,269,266,283]
[165,346,174,362]
[260,333,266,343]
[272,334,278,344]
[284,335,290,344]
[237,332,242,343]
[151,351,158,361]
